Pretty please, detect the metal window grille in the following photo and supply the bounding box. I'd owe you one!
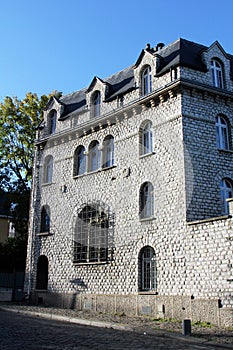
[140,246,156,291]
[73,202,114,263]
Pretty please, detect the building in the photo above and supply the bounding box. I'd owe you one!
[25,38,233,326]
[0,191,16,243]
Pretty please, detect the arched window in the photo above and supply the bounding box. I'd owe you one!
[216,116,229,150]
[88,141,100,172]
[43,155,53,183]
[36,255,48,290]
[73,202,114,263]
[139,246,156,291]
[102,135,114,168]
[40,205,50,233]
[220,178,233,214]
[211,59,224,88]
[73,145,86,176]
[139,182,154,219]
[141,66,152,96]
[49,110,57,134]
[140,121,153,155]
[92,91,101,118]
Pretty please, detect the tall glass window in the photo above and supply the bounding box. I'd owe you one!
[141,121,153,155]
[43,155,53,183]
[88,141,100,172]
[139,246,156,291]
[40,205,50,233]
[139,182,154,219]
[211,59,223,88]
[141,66,152,96]
[220,179,233,214]
[49,110,57,134]
[103,135,114,168]
[92,91,101,118]
[74,146,86,176]
[216,116,229,150]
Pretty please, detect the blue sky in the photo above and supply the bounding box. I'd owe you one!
[0,0,233,101]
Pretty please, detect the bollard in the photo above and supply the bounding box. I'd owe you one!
[182,319,191,336]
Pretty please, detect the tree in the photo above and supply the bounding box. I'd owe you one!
[0,92,50,192]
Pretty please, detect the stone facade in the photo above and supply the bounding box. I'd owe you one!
[25,38,233,327]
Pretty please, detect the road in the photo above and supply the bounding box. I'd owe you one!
[0,309,230,350]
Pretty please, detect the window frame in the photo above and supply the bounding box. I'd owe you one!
[102,135,114,168]
[216,116,230,150]
[74,145,86,176]
[49,110,57,135]
[139,246,157,292]
[88,141,101,172]
[92,91,101,118]
[211,59,224,89]
[43,155,53,184]
[141,66,152,96]
[140,121,153,156]
[40,205,50,233]
[139,182,154,220]
[73,203,114,264]
[220,178,233,215]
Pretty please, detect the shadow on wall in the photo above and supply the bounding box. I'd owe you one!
[69,278,88,309]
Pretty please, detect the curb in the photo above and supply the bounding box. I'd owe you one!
[1,306,232,349]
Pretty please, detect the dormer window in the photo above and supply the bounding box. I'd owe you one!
[92,91,101,118]
[49,110,57,134]
[141,66,152,96]
[211,59,224,88]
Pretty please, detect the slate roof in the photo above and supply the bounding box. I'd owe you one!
[57,38,233,120]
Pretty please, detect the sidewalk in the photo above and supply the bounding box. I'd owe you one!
[0,303,232,348]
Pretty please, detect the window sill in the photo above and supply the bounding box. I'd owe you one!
[41,182,53,187]
[218,148,233,154]
[73,165,116,179]
[139,152,155,159]
[138,291,158,295]
[140,216,155,222]
[36,232,50,237]
[73,261,108,266]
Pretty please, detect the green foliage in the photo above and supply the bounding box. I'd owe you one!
[0,92,50,192]
[192,321,212,328]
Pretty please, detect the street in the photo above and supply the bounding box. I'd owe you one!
[0,309,230,350]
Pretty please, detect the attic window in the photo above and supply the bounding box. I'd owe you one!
[141,66,152,96]
[92,91,101,118]
[211,59,224,88]
[49,110,57,134]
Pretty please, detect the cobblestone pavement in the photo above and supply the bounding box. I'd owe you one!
[0,307,232,350]
[0,307,233,350]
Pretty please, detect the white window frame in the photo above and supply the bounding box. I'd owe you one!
[211,59,224,88]
[220,179,233,214]
[103,135,114,168]
[216,116,229,150]
[141,122,153,155]
[74,146,86,176]
[88,141,101,172]
[92,91,101,118]
[140,182,154,219]
[43,156,53,183]
[141,66,152,96]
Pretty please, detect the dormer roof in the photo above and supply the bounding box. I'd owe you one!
[155,38,207,75]
[53,38,233,121]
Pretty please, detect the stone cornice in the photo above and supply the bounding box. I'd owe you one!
[35,78,233,146]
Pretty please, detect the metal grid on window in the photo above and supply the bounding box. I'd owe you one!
[140,246,157,291]
[73,202,114,263]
